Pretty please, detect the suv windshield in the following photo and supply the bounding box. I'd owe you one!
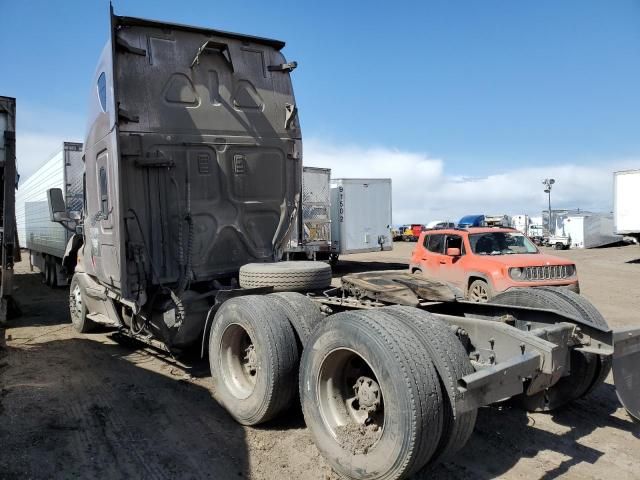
[469,232,538,255]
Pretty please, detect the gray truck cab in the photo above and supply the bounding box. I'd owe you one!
[51,11,301,347]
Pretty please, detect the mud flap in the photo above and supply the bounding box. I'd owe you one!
[612,326,640,421]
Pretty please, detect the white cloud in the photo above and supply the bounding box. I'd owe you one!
[303,138,640,224]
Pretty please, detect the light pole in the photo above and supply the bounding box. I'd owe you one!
[542,178,555,234]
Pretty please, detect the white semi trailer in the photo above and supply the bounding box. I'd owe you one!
[16,142,83,286]
[614,169,640,242]
[330,178,392,256]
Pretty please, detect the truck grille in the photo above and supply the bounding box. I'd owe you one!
[524,265,571,281]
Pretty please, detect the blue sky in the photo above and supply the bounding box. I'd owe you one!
[1,0,639,221]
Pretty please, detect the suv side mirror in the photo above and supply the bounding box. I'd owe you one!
[47,188,69,222]
[446,247,461,257]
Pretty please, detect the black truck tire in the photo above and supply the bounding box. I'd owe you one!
[209,296,299,425]
[382,306,478,465]
[267,292,324,347]
[299,309,444,480]
[536,286,612,395]
[489,288,602,411]
[69,275,97,333]
[239,261,332,292]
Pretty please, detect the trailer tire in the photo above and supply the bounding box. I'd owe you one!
[47,257,58,288]
[267,292,324,347]
[209,296,299,425]
[69,275,97,333]
[382,306,477,465]
[300,309,444,480]
[239,261,332,291]
[537,287,612,395]
[489,288,601,411]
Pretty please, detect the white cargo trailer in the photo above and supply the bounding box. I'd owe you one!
[614,170,640,242]
[511,214,530,234]
[330,178,392,255]
[562,213,620,249]
[15,142,83,286]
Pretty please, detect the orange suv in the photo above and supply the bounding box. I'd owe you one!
[410,227,579,302]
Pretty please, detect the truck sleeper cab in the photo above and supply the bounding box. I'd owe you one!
[63,12,301,348]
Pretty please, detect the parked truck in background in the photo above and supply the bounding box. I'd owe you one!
[614,169,640,243]
[41,11,640,480]
[16,142,83,286]
[0,96,19,321]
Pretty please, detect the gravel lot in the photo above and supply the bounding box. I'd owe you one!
[1,243,639,479]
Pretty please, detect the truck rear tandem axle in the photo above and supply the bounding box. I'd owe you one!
[72,268,640,480]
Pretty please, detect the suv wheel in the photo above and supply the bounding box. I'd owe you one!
[467,279,492,302]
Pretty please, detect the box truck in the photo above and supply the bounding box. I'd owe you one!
[614,169,640,242]
[43,10,640,480]
[285,166,335,261]
[330,178,392,255]
[15,142,83,286]
[0,96,19,320]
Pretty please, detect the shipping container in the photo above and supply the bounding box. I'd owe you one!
[562,213,620,249]
[15,142,83,285]
[614,170,640,240]
[330,178,392,254]
[285,166,334,260]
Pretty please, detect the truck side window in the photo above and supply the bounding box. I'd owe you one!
[426,234,444,253]
[99,166,108,215]
[97,72,107,112]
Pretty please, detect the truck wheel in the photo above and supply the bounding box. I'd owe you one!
[267,292,324,347]
[489,288,601,411]
[239,261,332,291]
[209,296,299,425]
[382,306,477,465]
[536,287,611,395]
[300,309,444,480]
[69,275,97,333]
[555,242,564,250]
[467,279,492,302]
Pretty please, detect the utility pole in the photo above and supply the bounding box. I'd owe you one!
[542,178,555,234]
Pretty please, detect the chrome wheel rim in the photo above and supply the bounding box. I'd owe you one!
[317,348,385,452]
[219,324,258,399]
[70,284,83,325]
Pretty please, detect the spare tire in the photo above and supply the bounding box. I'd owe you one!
[239,261,332,292]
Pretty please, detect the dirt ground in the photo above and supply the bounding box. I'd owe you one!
[1,243,639,479]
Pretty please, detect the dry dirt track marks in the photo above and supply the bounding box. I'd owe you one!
[1,249,640,479]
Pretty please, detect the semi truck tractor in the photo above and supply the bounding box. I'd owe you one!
[46,10,640,480]
[16,142,83,286]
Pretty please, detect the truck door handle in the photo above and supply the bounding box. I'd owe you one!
[439,260,447,264]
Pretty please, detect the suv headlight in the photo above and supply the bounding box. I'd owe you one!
[565,264,576,277]
[509,267,526,281]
